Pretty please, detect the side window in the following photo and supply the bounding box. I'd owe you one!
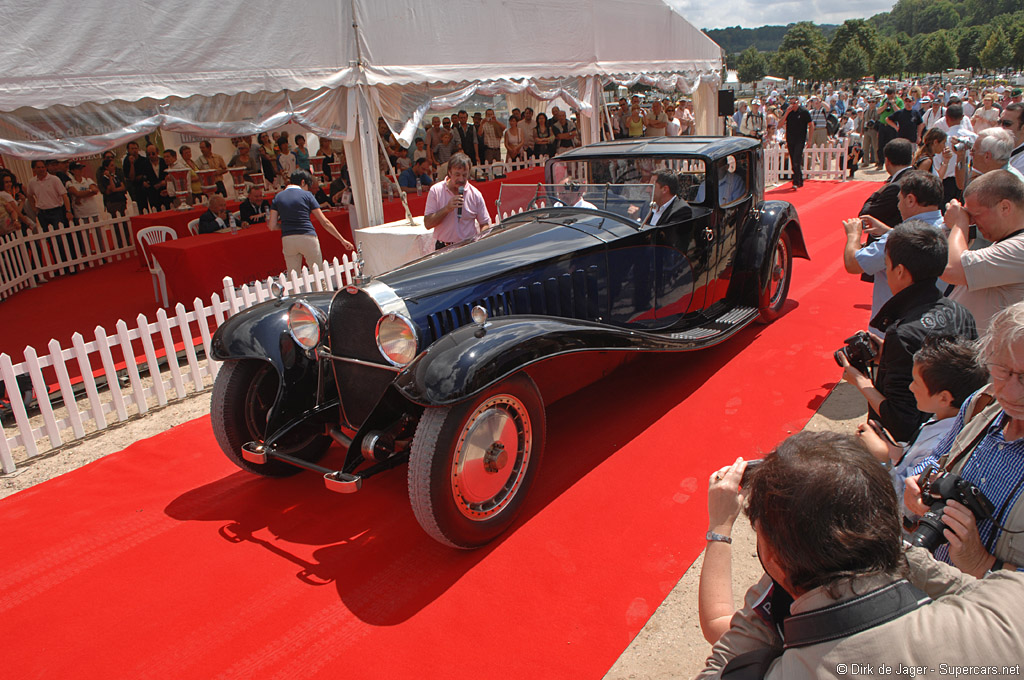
[719,153,750,207]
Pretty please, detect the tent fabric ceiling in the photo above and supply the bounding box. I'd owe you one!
[0,0,722,158]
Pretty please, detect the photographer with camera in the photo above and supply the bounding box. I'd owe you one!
[839,218,977,443]
[699,431,1024,679]
[843,164,941,336]
[904,302,1024,578]
[953,127,1024,194]
[943,170,1024,334]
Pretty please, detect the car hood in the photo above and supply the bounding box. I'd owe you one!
[376,213,613,302]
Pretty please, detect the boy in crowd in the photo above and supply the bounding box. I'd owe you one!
[856,336,988,508]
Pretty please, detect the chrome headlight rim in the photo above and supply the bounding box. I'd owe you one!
[375,312,420,367]
[287,300,327,350]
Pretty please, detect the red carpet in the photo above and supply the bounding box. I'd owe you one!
[0,180,880,679]
[0,257,160,359]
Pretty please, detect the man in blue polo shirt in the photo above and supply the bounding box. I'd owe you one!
[268,170,353,273]
[398,158,434,193]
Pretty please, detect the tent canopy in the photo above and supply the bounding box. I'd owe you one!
[0,0,721,156]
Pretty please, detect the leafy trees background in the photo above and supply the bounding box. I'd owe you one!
[705,0,1024,84]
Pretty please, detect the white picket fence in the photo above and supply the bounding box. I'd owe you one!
[764,139,850,186]
[0,255,358,474]
[0,212,137,300]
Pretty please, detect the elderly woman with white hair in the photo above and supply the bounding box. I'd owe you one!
[905,301,1024,578]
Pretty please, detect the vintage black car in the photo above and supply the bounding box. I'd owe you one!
[210,136,808,548]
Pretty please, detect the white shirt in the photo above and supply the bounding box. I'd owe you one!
[648,196,675,226]
[66,177,101,219]
[665,116,681,136]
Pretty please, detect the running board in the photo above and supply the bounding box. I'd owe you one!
[665,306,759,341]
[240,441,362,493]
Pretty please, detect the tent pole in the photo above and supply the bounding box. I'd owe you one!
[344,86,384,230]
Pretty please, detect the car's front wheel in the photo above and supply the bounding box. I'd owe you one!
[408,373,546,548]
[758,230,792,323]
[211,359,331,476]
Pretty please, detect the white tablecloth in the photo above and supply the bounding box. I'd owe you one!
[355,216,435,276]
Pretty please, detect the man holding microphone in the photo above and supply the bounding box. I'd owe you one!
[423,153,491,250]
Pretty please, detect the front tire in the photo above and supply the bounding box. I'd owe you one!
[408,373,546,548]
[211,359,331,476]
[757,229,792,323]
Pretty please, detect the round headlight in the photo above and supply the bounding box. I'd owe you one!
[376,313,418,366]
[287,301,323,350]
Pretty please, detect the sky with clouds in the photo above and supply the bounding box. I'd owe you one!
[666,0,896,31]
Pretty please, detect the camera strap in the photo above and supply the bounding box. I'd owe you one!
[720,580,930,680]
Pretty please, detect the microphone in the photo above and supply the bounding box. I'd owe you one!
[457,186,464,219]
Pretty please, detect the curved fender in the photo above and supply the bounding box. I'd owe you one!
[210,291,335,432]
[393,315,707,407]
[730,200,809,303]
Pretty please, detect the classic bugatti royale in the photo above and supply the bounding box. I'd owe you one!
[210,136,808,548]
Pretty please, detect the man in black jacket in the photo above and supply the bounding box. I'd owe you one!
[839,221,977,442]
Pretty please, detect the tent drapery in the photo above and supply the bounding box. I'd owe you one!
[0,89,355,159]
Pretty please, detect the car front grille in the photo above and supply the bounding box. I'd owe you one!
[328,288,395,427]
[423,264,603,344]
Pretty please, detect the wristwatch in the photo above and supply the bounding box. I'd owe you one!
[706,531,732,544]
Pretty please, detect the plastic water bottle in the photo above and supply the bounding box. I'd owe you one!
[416,178,422,196]
[229,214,237,235]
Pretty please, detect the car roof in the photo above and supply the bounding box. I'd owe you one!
[554,136,760,161]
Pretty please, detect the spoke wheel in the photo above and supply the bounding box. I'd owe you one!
[211,360,330,476]
[758,230,792,323]
[408,373,546,548]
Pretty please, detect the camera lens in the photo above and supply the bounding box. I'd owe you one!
[909,504,949,551]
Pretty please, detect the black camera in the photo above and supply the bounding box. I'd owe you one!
[908,466,995,552]
[865,119,877,130]
[740,459,763,487]
[833,331,877,374]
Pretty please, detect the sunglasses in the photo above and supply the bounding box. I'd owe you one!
[1000,119,1017,128]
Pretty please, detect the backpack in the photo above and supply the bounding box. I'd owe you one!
[826,112,840,136]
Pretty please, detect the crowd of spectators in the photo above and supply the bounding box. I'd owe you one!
[695,77,1024,677]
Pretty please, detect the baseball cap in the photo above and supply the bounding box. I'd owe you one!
[919,96,931,104]
[1013,88,1023,97]
[751,98,762,105]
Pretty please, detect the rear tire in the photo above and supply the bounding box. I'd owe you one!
[408,373,546,548]
[211,360,330,476]
[757,230,792,323]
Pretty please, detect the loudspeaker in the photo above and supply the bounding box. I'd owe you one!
[718,90,735,117]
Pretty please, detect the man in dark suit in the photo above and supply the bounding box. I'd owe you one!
[198,195,234,234]
[648,170,693,226]
[857,137,914,229]
[452,110,478,164]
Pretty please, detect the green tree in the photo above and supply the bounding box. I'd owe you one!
[918,1,961,33]
[770,49,811,81]
[736,46,769,84]
[779,21,827,76]
[925,30,958,74]
[955,25,988,71]
[872,38,907,78]
[980,26,1014,72]
[905,33,931,73]
[835,43,871,81]
[828,19,879,65]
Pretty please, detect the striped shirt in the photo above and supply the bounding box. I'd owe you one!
[909,404,1024,571]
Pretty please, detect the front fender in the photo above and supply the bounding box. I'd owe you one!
[211,292,335,433]
[393,315,708,407]
[729,200,809,304]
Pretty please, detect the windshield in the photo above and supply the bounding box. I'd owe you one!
[547,156,708,203]
[496,183,655,224]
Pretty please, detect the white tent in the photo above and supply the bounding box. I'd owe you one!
[0,0,723,226]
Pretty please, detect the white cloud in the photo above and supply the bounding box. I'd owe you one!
[666,0,894,31]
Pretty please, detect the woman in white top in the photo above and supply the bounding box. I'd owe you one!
[65,162,102,220]
[972,96,1000,132]
[504,116,525,162]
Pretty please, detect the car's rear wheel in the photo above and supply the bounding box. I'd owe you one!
[408,373,546,548]
[211,359,331,476]
[758,230,792,323]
